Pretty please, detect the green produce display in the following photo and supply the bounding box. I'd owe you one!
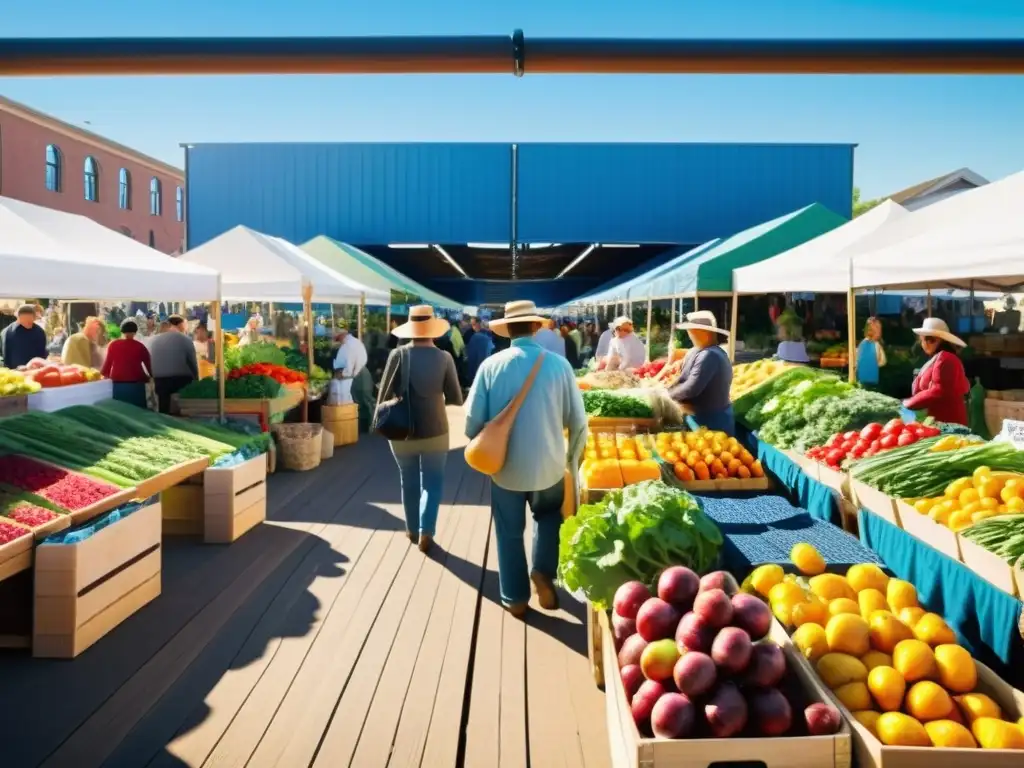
[732,366,824,418]
[582,389,654,419]
[851,438,1024,499]
[960,515,1024,567]
[557,480,722,610]
[178,375,283,400]
[224,340,287,371]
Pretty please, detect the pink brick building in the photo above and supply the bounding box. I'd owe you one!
[0,95,184,254]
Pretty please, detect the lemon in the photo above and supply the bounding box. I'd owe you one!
[876,712,931,747]
[793,623,830,662]
[791,600,829,628]
[954,692,1002,723]
[945,477,972,499]
[791,542,826,576]
[972,717,1024,749]
[750,563,785,597]
[768,580,805,606]
[867,665,906,712]
[925,720,978,748]
[868,611,915,654]
[828,598,861,617]
[852,710,881,736]
[809,573,856,602]
[934,644,977,694]
[816,652,868,689]
[886,579,919,612]
[893,639,937,683]
[846,563,889,593]
[898,606,927,628]
[906,680,954,722]
[825,613,871,656]
[913,613,958,646]
[834,681,873,711]
[858,588,890,620]
[861,649,893,671]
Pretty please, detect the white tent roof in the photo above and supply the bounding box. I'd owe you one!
[732,200,909,294]
[0,195,220,300]
[179,226,389,304]
[852,170,1024,291]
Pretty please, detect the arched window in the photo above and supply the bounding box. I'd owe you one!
[45,144,62,192]
[149,177,162,215]
[83,156,99,201]
[118,168,131,210]
[148,230,156,248]
[175,186,184,222]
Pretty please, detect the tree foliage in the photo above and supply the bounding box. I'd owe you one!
[852,187,883,218]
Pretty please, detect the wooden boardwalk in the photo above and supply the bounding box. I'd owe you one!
[0,408,610,768]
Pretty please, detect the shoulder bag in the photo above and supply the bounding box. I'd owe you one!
[372,347,413,440]
[465,352,545,476]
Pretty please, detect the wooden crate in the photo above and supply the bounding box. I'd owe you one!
[785,449,821,482]
[587,416,660,433]
[203,455,267,544]
[33,501,162,658]
[134,456,210,500]
[818,465,849,495]
[322,403,358,447]
[160,479,205,536]
[849,478,901,527]
[177,389,304,432]
[599,610,852,768]
[957,534,1018,597]
[0,522,34,583]
[898,504,962,562]
[587,602,604,687]
[804,652,1024,768]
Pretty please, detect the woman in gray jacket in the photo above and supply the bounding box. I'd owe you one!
[377,307,463,553]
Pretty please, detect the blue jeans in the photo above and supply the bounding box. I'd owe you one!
[490,478,564,606]
[391,447,448,537]
[690,405,736,436]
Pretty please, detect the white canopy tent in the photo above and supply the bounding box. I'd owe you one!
[852,170,1024,292]
[179,225,389,305]
[732,200,909,295]
[0,195,219,301]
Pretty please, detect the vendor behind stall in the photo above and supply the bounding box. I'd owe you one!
[333,324,374,432]
[604,316,646,371]
[774,308,810,363]
[666,311,735,435]
[903,318,970,426]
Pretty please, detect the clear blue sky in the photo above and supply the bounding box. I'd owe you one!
[2,0,1022,199]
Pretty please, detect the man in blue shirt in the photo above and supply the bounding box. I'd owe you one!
[1,304,47,368]
[465,300,588,618]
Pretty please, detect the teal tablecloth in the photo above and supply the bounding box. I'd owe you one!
[859,509,1023,687]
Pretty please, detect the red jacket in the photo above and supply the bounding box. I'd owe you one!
[904,350,969,426]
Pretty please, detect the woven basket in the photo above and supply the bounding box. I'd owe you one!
[272,424,323,472]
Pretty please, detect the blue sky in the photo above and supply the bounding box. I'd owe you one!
[2,0,1022,199]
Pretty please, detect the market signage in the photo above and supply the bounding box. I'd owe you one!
[996,418,1024,449]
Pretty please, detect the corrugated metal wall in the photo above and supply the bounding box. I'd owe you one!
[430,277,600,307]
[515,143,854,244]
[186,143,512,247]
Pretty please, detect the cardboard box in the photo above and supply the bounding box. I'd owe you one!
[850,479,902,527]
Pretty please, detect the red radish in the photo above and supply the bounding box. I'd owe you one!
[693,589,734,629]
[673,651,717,698]
[618,634,648,669]
[636,598,681,642]
[651,692,696,738]
[631,680,666,726]
[620,664,645,702]
[614,581,651,620]
[657,566,700,611]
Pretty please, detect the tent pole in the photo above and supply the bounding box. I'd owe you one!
[358,292,366,339]
[729,290,739,362]
[645,298,653,362]
[302,285,314,423]
[668,297,677,357]
[926,289,932,317]
[693,292,699,312]
[385,305,391,336]
[847,287,857,384]
[212,299,225,422]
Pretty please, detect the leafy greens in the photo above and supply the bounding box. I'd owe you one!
[557,480,722,610]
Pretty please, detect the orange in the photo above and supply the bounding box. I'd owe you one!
[892,639,937,683]
[791,600,829,628]
[906,681,954,722]
[924,720,977,748]
[858,589,890,620]
[791,543,826,576]
[828,598,861,617]
[954,692,1002,723]
[913,613,958,646]
[898,606,927,628]
[934,644,977,694]
[867,665,906,712]
[860,649,893,671]
[825,613,871,656]
[876,712,931,747]
[868,611,915,653]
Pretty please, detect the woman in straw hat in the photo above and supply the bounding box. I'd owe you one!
[903,317,970,425]
[377,306,464,553]
[667,310,736,435]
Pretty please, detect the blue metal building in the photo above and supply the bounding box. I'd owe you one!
[185,142,854,305]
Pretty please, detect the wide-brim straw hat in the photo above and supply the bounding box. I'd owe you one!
[391,305,451,339]
[611,315,633,330]
[677,310,731,338]
[913,317,966,347]
[488,300,548,338]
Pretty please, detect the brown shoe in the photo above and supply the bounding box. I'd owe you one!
[406,530,419,545]
[531,571,559,610]
[504,601,528,619]
[418,534,433,554]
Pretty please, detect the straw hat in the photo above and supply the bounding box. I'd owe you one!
[610,316,633,330]
[676,310,731,338]
[913,317,965,347]
[391,305,451,339]
[488,300,548,338]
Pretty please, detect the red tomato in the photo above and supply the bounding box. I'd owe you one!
[843,431,859,441]
[897,432,917,447]
[860,423,882,441]
[919,426,941,438]
[825,449,844,466]
[869,440,881,452]
[863,449,877,457]
[851,444,867,458]
[854,440,870,454]
[882,419,904,435]
[879,434,898,450]
[827,433,843,447]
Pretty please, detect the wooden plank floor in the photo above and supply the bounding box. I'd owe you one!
[0,408,609,768]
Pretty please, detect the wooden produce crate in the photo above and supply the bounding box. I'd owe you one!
[818,465,849,495]
[896,504,962,562]
[587,602,604,687]
[203,455,267,544]
[0,521,34,583]
[599,610,852,768]
[133,456,210,500]
[33,500,162,658]
[0,394,28,417]
[321,403,358,447]
[806,653,1024,768]
[160,476,205,536]
[587,416,660,434]
[785,449,821,482]
[177,387,305,432]
[956,534,1019,597]
[849,478,901,527]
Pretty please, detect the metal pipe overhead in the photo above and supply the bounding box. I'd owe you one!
[1,34,1023,76]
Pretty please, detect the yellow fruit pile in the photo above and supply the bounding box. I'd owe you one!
[907,466,1024,532]
[652,428,763,483]
[582,433,660,489]
[730,359,798,400]
[745,552,1023,750]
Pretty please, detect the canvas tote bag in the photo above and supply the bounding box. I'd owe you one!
[464,352,546,476]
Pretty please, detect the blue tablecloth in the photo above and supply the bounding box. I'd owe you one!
[734,425,839,527]
[859,509,1023,687]
[42,497,156,545]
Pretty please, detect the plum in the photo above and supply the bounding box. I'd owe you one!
[651,692,696,739]
[614,581,651,620]
[675,611,716,654]
[640,638,680,682]
[693,588,734,629]
[705,682,748,738]
[636,598,681,642]
[804,702,842,735]
[711,627,753,675]
[745,642,787,688]
[748,688,793,736]
[631,679,666,727]
[731,592,772,640]
[618,634,648,669]
[657,566,700,612]
[620,664,645,703]
[611,614,637,649]
[673,651,717,698]
[700,570,739,596]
